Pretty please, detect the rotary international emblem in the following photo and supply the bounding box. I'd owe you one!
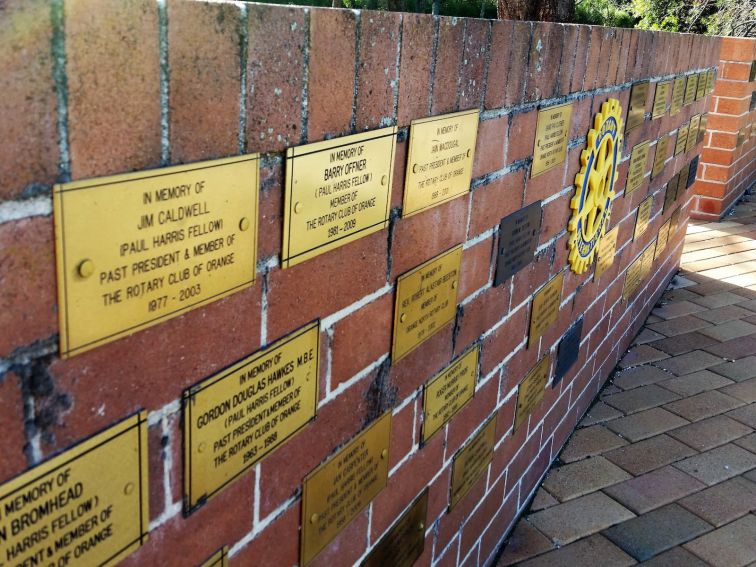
[567,99,623,274]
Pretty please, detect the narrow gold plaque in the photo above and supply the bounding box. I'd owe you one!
[529,271,564,346]
[626,82,650,131]
[301,412,392,566]
[652,81,671,119]
[698,113,708,145]
[514,355,551,431]
[634,196,653,240]
[422,346,479,442]
[695,71,707,100]
[532,103,573,177]
[622,253,645,301]
[686,114,701,153]
[641,241,655,279]
[626,141,651,195]
[392,246,462,363]
[0,413,149,567]
[670,206,681,236]
[706,69,715,93]
[652,135,670,179]
[363,489,428,567]
[654,219,672,261]
[403,110,479,217]
[449,415,496,510]
[201,546,229,567]
[684,74,698,105]
[53,155,259,358]
[670,77,685,115]
[184,321,319,512]
[675,123,690,156]
[594,226,619,280]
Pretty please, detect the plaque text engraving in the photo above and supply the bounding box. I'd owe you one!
[594,226,619,280]
[670,77,685,115]
[532,103,573,177]
[651,135,670,179]
[634,196,653,240]
[495,201,542,285]
[675,122,690,156]
[514,355,551,431]
[626,141,650,195]
[529,272,564,346]
[652,81,671,119]
[626,82,649,131]
[449,415,496,509]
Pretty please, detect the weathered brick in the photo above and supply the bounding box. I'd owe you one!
[472,116,507,178]
[432,16,464,115]
[526,22,562,102]
[485,20,513,109]
[505,21,532,107]
[0,373,28,484]
[397,13,433,125]
[571,25,591,93]
[459,236,493,299]
[459,19,488,110]
[507,109,537,165]
[469,169,525,237]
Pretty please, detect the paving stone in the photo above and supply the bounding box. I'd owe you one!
[659,370,735,397]
[679,477,756,527]
[711,356,756,382]
[647,315,712,337]
[646,315,663,324]
[734,432,756,454]
[654,350,725,376]
[517,534,636,567]
[527,492,635,546]
[560,426,628,463]
[617,345,669,369]
[737,298,756,312]
[542,456,632,502]
[694,304,755,324]
[662,288,704,303]
[632,328,666,345]
[745,469,756,483]
[698,320,756,342]
[603,385,681,415]
[683,514,756,567]
[674,443,756,485]
[580,402,624,427]
[603,384,623,396]
[720,378,756,403]
[611,366,674,391]
[639,546,711,567]
[606,408,690,442]
[728,404,756,428]
[651,301,707,320]
[664,390,745,422]
[649,331,720,356]
[529,488,558,512]
[603,465,706,514]
[497,520,554,565]
[667,414,753,452]
[705,335,756,360]
[667,275,697,288]
[689,291,748,309]
[602,503,712,562]
[603,434,697,476]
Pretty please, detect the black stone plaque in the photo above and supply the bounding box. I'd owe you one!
[687,156,700,188]
[495,201,542,286]
[553,317,583,386]
[663,173,679,214]
[676,166,688,198]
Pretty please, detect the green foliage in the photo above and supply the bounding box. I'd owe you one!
[575,0,635,27]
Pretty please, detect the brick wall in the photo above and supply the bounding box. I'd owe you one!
[692,37,756,219]
[0,1,722,566]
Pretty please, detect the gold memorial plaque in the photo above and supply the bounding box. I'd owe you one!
[392,246,462,363]
[363,489,428,567]
[53,155,259,358]
[529,272,564,346]
[0,413,149,567]
[514,355,551,431]
[684,74,698,105]
[301,412,392,566]
[532,103,573,177]
[695,71,707,100]
[654,219,672,261]
[686,114,701,153]
[670,77,685,115]
[698,113,708,145]
[403,110,479,217]
[634,196,653,240]
[706,69,715,93]
[663,172,679,214]
[652,135,670,179]
[626,82,650,131]
[676,165,688,197]
[641,241,655,279]
[449,415,496,510]
[200,546,229,567]
[184,321,319,512]
[652,81,671,119]
[670,206,681,236]
[594,226,619,280]
[626,141,651,195]
[622,253,645,301]
[675,123,690,156]
[422,346,479,442]
[283,128,396,268]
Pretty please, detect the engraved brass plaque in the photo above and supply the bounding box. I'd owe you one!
[403,110,479,217]
[676,165,688,196]
[706,69,715,93]
[686,114,701,153]
[594,226,619,280]
[663,172,679,214]
[652,81,671,119]
[392,246,462,363]
[495,201,542,286]
[675,123,690,156]
[529,272,564,347]
[654,218,672,261]
[626,82,649,131]
[626,141,650,195]
[53,155,259,358]
[641,241,655,279]
[449,415,496,510]
[201,546,229,567]
[0,413,149,567]
[684,74,698,105]
[184,321,319,512]
[363,489,428,567]
[422,346,479,442]
[652,135,670,179]
[670,77,685,115]
[698,113,708,145]
[514,355,551,431]
[670,206,681,236]
[283,128,396,268]
[622,252,645,301]
[554,318,582,385]
[634,196,653,240]
[301,412,391,566]
[532,103,573,177]
[695,71,707,100]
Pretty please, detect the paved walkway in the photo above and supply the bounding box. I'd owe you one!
[497,196,756,566]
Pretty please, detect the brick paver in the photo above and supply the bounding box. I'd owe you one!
[683,514,756,567]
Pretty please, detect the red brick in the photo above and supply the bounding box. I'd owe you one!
[702,147,736,167]
[388,398,416,469]
[479,489,518,563]
[584,26,602,91]
[505,22,532,107]
[0,0,58,200]
[486,20,513,109]
[66,0,161,179]
[459,236,493,300]
[390,324,454,400]
[511,246,552,307]
[473,116,507,178]
[432,16,464,115]
[596,27,617,88]
[721,61,751,81]
[716,96,750,115]
[460,476,505,558]
[569,97,593,142]
[459,19,489,110]
[540,192,570,245]
[713,80,749,98]
[481,305,529,377]
[526,22,562,101]
[507,110,537,165]
[558,25,579,95]
[720,37,756,62]
[571,25,591,93]
[258,162,283,259]
[0,373,28,484]
[310,505,370,567]
[708,131,738,149]
[455,285,511,356]
[230,504,300,566]
[397,14,433,125]
[525,157,567,204]
[446,379,498,457]
[436,466,488,552]
[469,170,525,236]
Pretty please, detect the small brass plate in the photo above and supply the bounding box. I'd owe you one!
[201,546,229,567]
[641,241,655,279]
[403,110,479,217]
[622,252,645,302]
[626,82,650,132]
[675,123,690,156]
[686,114,701,153]
[422,346,479,442]
[706,69,715,93]
[363,489,428,567]
[0,413,149,567]
[676,164,689,196]
[626,141,650,195]
[684,74,698,106]
[670,77,686,115]
[53,155,259,358]
[594,226,619,280]
[670,206,681,237]
[392,245,462,363]
[514,355,551,431]
[652,135,670,179]
[184,321,319,512]
[634,196,653,241]
[529,271,564,347]
[652,81,671,119]
[301,412,392,566]
[283,127,396,268]
[449,414,496,510]
[654,219,672,261]
[663,172,680,214]
[695,71,707,100]
[532,103,573,177]
[698,114,708,145]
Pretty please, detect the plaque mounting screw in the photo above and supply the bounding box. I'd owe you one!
[77,259,94,278]
[380,175,387,186]
[412,164,418,174]
[198,442,206,453]
[124,482,135,495]
[466,149,471,158]
[310,513,319,524]
[400,313,406,323]
[239,217,250,231]
[380,449,388,459]
[418,522,425,532]
[451,280,457,289]
[294,202,303,214]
